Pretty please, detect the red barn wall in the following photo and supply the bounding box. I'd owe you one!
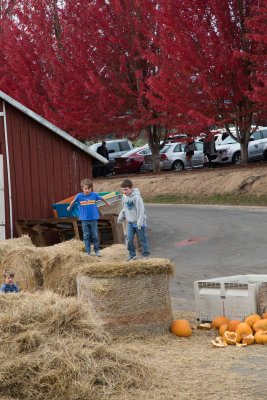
[0,101,93,238]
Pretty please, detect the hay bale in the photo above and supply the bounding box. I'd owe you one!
[0,291,152,400]
[77,258,174,335]
[0,235,34,262]
[0,246,43,291]
[42,251,102,296]
[100,244,128,262]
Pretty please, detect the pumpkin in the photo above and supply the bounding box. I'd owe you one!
[253,319,267,332]
[223,331,237,345]
[262,313,267,319]
[219,323,228,337]
[235,322,252,342]
[171,320,192,337]
[254,330,267,344]
[212,337,227,348]
[244,314,261,328]
[211,316,229,329]
[227,320,241,332]
[242,334,255,345]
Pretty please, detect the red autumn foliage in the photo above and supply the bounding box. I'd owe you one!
[0,0,266,168]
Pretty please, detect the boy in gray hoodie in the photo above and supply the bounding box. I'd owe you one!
[118,179,150,261]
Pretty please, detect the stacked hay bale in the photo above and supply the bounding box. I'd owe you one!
[77,258,175,335]
[0,247,43,290]
[0,235,34,262]
[0,291,152,400]
[42,251,102,296]
[0,239,86,292]
[0,238,174,336]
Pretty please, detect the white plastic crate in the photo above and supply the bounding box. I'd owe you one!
[194,274,267,323]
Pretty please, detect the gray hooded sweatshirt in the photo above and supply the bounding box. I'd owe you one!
[118,188,147,229]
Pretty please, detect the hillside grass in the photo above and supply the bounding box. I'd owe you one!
[144,193,267,207]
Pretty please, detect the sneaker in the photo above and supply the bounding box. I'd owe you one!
[95,251,101,257]
[142,254,150,259]
[126,255,137,261]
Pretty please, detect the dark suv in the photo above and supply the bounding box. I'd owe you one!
[90,139,133,174]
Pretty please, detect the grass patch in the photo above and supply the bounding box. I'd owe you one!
[144,193,267,206]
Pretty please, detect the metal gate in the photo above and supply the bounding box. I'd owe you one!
[0,155,5,239]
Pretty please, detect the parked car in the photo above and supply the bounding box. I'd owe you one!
[213,127,267,165]
[113,145,151,174]
[143,141,205,171]
[90,139,134,174]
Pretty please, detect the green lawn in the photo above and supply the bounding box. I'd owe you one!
[144,193,267,207]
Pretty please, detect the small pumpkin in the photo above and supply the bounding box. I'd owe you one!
[223,331,237,345]
[253,319,267,333]
[254,330,267,344]
[262,313,267,319]
[235,322,252,342]
[244,314,261,328]
[219,323,228,337]
[171,320,192,337]
[211,316,229,329]
[242,334,255,345]
[227,320,241,332]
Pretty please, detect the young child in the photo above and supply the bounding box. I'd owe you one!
[1,269,19,293]
[118,179,150,261]
[67,178,110,256]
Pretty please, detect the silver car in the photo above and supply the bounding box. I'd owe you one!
[213,127,267,164]
[143,141,205,171]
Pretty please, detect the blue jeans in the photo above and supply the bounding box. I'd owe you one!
[81,220,99,254]
[127,223,150,257]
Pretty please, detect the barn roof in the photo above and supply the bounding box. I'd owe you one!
[0,90,108,164]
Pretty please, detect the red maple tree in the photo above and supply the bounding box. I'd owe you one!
[1,0,266,169]
[246,0,267,109]
[148,0,266,164]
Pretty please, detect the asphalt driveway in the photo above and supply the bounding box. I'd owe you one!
[146,204,267,311]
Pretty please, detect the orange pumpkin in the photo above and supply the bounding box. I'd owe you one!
[244,314,261,328]
[235,322,252,342]
[262,313,267,319]
[171,320,192,337]
[253,319,267,332]
[223,331,237,345]
[254,330,267,344]
[227,320,241,332]
[242,334,255,345]
[211,316,229,329]
[219,323,228,337]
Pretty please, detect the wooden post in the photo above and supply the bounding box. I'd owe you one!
[73,221,80,240]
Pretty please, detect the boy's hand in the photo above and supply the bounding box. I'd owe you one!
[67,206,71,211]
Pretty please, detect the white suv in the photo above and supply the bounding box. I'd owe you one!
[213,127,267,165]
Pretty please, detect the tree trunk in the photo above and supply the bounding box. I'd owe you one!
[240,140,249,165]
[147,125,167,173]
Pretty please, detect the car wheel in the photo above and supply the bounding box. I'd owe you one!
[139,162,147,174]
[232,152,241,165]
[172,160,184,171]
[263,150,267,161]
